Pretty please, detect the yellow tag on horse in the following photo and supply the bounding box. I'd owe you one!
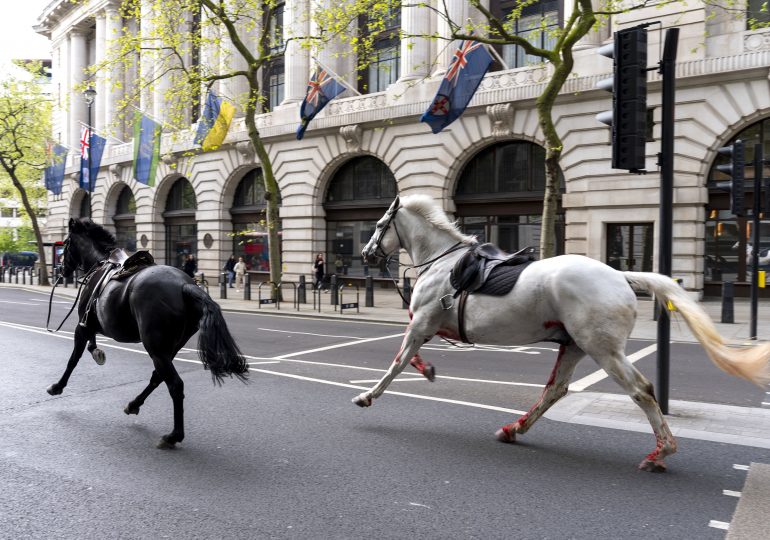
[759,271,766,289]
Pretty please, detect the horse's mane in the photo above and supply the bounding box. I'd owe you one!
[399,194,476,244]
[72,218,117,254]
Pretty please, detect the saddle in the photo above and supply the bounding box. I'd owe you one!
[450,244,535,298]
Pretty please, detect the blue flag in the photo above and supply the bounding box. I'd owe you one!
[88,132,106,192]
[194,90,235,151]
[421,40,493,134]
[133,111,162,187]
[44,143,68,196]
[296,66,346,140]
[79,125,90,190]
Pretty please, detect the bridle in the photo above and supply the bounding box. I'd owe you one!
[368,198,404,263]
[45,234,100,333]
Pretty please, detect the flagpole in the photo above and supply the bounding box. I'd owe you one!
[129,104,176,132]
[78,121,127,144]
[311,57,362,96]
[484,43,510,70]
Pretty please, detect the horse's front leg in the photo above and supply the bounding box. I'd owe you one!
[87,336,106,366]
[47,325,92,395]
[353,325,429,407]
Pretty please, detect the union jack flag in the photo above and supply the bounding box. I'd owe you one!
[421,39,493,134]
[296,65,346,140]
[80,126,90,160]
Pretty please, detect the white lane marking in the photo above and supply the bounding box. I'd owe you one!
[422,344,556,354]
[350,374,545,388]
[274,332,405,359]
[733,464,750,471]
[708,520,729,530]
[246,361,281,365]
[350,377,426,384]
[257,328,363,340]
[224,308,405,328]
[722,490,741,498]
[570,344,658,392]
[28,298,71,304]
[762,402,770,406]
[0,300,38,306]
[408,503,431,509]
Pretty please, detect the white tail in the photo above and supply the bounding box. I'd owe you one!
[624,272,770,386]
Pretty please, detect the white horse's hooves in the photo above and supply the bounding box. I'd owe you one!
[352,395,372,407]
[638,459,667,473]
[92,348,106,366]
[495,427,516,444]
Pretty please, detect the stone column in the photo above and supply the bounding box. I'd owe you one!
[139,0,154,113]
[52,38,69,146]
[574,0,608,50]
[94,11,107,133]
[69,29,88,151]
[282,0,310,104]
[312,0,355,90]
[220,0,257,117]
[398,1,431,82]
[433,0,467,77]
[104,2,124,141]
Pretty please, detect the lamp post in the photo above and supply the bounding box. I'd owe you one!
[83,85,97,218]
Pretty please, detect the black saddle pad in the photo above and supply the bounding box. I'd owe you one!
[450,244,534,297]
[473,261,533,296]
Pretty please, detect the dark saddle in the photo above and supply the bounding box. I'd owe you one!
[450,243,535,298]
[109,249,155,280]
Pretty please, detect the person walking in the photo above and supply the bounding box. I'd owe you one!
[224,255,236,288]
[314,253,325,291]
[234,256,247,291]
[183,254,197,278]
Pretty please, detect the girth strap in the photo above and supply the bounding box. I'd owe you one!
[457,290,471,344]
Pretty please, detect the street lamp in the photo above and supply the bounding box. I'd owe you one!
[83,85,96,218]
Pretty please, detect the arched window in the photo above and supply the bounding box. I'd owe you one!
[163,178,197,269]
[705,118,770,290]
[454,141,563,256]
[230,169,279,272]
[357,4,401,93]
[324,156,398,278]
[78,193,90,218]
[113,186,136,252]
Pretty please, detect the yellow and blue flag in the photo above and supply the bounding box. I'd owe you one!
[195,91,236,151]
[133,111,162,187]
[296,66,346,140]
[421,39,493,134]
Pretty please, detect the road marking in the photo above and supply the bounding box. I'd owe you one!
[762,402,770,406]
[722,490,741,498]
[733,464,750,471]
[275,332,405,359]
[0,300,38,306]
[569,344,658,392]
[350,377,426,384]
[708,520,729,530]
[247,361,281,365]
[257,328,363,340]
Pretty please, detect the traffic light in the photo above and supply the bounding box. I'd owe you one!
[596,25,649,172]
[715,140,745,217]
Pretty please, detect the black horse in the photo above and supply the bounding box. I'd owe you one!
[48,218,249,448]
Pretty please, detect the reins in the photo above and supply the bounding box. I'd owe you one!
[45,260,101,333]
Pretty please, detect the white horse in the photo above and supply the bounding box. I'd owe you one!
[732,241,770,266]
[357,195,770,472]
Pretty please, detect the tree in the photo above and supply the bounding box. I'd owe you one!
[0,71,52,285]
[93,0,296,292]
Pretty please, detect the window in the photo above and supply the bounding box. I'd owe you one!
[491,0,561,70]
[165,178,197,212]
[230,169,280,272]
[262,2,285,111]
[114,186,136,252]
[357,3,401,93]
[748,0,770,29]
[0,208,13,218]
[326,156,398,204]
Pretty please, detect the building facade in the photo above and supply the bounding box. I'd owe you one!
[35,0,770,296]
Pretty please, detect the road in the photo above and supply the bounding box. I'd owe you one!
[0,286,768,538]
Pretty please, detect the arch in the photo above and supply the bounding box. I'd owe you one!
[69,189,90,219]
[112,184,137,252]
[322,155,398,278]
[452,140,564,256]
[228,167,280,272]
[162,177,198,270]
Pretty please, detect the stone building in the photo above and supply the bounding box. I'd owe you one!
[34,1,770,296]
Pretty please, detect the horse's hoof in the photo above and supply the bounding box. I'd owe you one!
[423,364,436,382]
[124,404,140,415]
[156,436,177,449]
[495,427,516,444]
[638,459,667,473]
[92,348,106,366]
[352,395,372,407]
[46,384,62,396]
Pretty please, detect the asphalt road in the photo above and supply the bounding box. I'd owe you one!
[1,287,769,538]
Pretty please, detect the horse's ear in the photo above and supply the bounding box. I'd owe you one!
[390,196,400,211]
[68,218,77,230]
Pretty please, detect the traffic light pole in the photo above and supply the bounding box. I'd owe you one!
[751,144,763,339]
[656,27,679,415]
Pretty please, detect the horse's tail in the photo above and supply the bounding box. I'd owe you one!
[624,272,770,386]
[182,284,249,385]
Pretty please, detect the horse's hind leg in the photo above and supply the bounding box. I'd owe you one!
[124,370,163,415]
[150,356,185,449]
[47,325,91,395]
[87,337,106,366]
[590,349,676,472]
[496,342,584,443]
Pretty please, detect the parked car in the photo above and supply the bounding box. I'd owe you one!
[0,251,38,268]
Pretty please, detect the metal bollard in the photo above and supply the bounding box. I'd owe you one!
[365,275,374,307]
[402,276,411,309]
[298,275,307,304]
[15,267,19,284]
[330,275,338,306]
[22,268,26,285]
[363,264,369,276]
[220,272,227,299]
[244,273,251,301]
[721,281,735,324]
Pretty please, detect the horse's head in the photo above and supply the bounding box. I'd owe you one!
[61,217,115,278]
[362,196,401,264]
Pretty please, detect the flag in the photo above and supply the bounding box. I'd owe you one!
[79,125,90,190]
[132,111,162,187]
[194,90,236,151]
[296,66,346,140]
[88,132,106,193]
[44,142,68,196]
[420,39,493,134]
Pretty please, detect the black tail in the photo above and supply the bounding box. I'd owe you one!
[182,284,249,384]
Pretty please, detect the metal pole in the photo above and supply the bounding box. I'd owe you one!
[751,143,762,339]
[87,102,93,218]
[656,27,679,415]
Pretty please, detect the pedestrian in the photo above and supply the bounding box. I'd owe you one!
[234,256,247,290]
[314,253,325,290]
[335,254,344,275]
[183,254,197,278]
[224,255,236,288]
